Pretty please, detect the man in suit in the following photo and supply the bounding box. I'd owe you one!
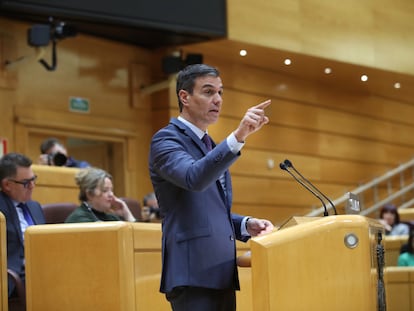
[149,64,274,311]
[0,152,45,297]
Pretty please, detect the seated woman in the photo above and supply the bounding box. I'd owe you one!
[398,229,414,266]
[378,204,410,236]
[65,167,136,223]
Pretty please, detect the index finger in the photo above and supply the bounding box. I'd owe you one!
[253,99,271,110]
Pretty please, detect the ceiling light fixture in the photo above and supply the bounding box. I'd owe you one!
[239,49,247,57]
[394,82,401,89]
[284,58,292,65]
[360,75,368,82]
[324,67,332,74]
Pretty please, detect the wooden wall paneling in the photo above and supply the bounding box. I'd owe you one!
[129,62,151,109]
[14,123,28,155]
[180,44,414,112]
[226,0,414,74]
[230,149,392,185]
[124,137,137,198]
[211,116,414,165]
[14,106,140,136]
[221,89,414,147]
[0,91,16,152]
[185,53,414,125]
[232,176,348,207]
[0,32,18,89]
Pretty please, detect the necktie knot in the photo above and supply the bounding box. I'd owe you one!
[202,134,212,151]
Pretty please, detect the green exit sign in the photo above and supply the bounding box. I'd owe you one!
[69,97,90,113]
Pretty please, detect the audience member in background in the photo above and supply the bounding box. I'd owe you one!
[398,229,414,266]
[65,167,136,223]
[378,204,410,236]
[38,137,90,168]
[0,152,45,297]
[141,192,160,222]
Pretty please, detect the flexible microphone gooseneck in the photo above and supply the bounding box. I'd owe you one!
[283,159,337,215]
[280,162,329,216]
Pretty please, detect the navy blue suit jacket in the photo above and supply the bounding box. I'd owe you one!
[149,118,249,293]
[0,191,45,295]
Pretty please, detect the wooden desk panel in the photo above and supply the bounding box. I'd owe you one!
[25,222,135,311]
[385,267,414,311]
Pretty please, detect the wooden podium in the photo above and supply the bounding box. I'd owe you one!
[250,215,385,311]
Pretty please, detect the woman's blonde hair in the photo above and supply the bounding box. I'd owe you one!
[75,167,112,201]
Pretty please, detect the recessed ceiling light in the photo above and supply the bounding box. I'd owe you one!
[394,82,401,89]
[324,67,332,74]
[284,58,292,66]
[360,75,368,82]
[239,49,247,57]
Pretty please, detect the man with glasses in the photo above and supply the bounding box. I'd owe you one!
[0,152,45,297]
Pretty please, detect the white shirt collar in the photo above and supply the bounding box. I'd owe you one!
[177,116,207,139]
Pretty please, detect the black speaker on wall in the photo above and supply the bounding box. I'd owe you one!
[27,24,51,47]
[162,55,183,74]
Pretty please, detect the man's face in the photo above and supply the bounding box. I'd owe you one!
[2,166,36,203]
[180,75,223,131]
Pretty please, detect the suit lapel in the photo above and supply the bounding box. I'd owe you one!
[1,193,25,245]
[171,118,232,207]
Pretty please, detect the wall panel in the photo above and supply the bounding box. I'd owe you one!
[227,0,414,75]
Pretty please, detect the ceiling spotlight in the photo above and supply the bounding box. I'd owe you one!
[239,49,247,57]
[360,74,368,82]
[324,67,332,74]
[284,58,292,65]
[394,82,401,89]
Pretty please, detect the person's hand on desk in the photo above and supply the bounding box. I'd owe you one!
[246,218,274,237]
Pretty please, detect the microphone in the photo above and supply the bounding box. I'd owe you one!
[283,159,337,215]
[280,162,329,216]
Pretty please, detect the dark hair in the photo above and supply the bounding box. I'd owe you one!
[143,192,156,206]
[407,229,414,254]
[40,137,60,154]
[176,64,220,112]
[379,204,401,224]
[0,153,32,181]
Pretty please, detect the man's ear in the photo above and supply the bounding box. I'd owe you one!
[178,90,189,105]
[0,178,10,192]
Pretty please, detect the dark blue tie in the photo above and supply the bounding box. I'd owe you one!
[18,202,34,226]
[202,134,212,151]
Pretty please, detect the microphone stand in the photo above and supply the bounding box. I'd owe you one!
[280,162,329,216]
[284,159,338,215]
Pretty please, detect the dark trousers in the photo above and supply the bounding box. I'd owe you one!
[166,286,236,311]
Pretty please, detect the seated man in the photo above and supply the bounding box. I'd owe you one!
[0,152,45,297]
[38,137,90,168]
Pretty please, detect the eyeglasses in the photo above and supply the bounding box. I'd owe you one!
[8,175,38,188]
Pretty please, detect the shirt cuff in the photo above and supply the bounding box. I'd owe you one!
[241,216,251,236]
[227,132,245,154]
